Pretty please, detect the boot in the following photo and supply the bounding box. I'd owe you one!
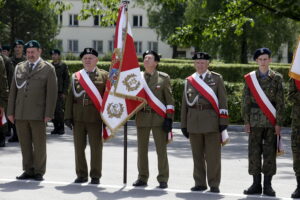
[51,121,58,134]
[244,174,262,195]
[263,175,276,196]
[57,122,65,135]
[291,176,300,198]
[8,125,18,142]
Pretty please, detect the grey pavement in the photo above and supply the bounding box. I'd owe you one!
[0,123,296,200]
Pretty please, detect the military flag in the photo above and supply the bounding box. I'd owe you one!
[290,37,300,90]
[101,3,146,137]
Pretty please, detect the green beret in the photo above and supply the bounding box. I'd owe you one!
[253,48,271,60]
[80,48,98,58]
[13,40,25,47]
[2,45,11,51]
[50,49,61,55]
[192,52,210,60]
[25,40,41,49]
[143,50,161,62]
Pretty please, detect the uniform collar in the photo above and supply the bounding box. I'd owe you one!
[196,70,208,80]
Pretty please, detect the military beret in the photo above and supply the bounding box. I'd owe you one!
[50,49,61,55]
[24,40,41,49]
[143,50,160,62]
[80,48,98,58]
[2,45,11,51]
[253,47,271,60]
[192,52,210,60]
[13,40,24,47]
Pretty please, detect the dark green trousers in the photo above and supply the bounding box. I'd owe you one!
[136,126,169,183]
[73,121,102,179]
[15,120,46,175]
[189,132,221,188]
[248,127,277,176]
[292,127,300,176]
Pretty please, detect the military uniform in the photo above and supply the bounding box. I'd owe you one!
[51,61,69,134]
[0,56,8,147]
[288,78,300,198]
[7,56,57,178]
[181,70,228,191]
[135,70,174,185]
[65,67,108,182]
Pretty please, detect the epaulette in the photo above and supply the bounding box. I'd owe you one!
[211,71,221,77]
[158,71,169,78]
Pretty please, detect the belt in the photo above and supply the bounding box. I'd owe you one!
[140,108,154,113]
[74,98,93,106]
[189,104,213,110]
[251,102,276,108]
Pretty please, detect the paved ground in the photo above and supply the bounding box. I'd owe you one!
[0,123,296,200]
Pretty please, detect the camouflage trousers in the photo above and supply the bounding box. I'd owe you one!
[248,127,277,176]
[291,127,300,176]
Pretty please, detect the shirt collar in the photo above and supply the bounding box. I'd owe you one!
[196,70,208,80]
[30,57,41,70]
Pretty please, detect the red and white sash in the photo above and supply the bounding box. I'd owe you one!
[75,69,111,139]
[187,73,224,116]
[0,112,6,126]
[140,72,174,118]
[244,71,276,126]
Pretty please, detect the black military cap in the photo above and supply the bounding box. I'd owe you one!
[24,40,41,49]
[50,49,61,55]
[2,45,11,51]
[253,47,271,60]
[80,48,98,58]
[192,52,210,60]
[143,50,160,62]
[13,40,25,47]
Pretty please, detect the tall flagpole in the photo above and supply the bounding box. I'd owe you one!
[122,0,130,185]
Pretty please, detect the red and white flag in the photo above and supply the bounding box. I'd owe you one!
[101,4,146,135]
[289,37,300,90]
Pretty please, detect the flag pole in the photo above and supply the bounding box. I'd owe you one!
[122,0,130,185]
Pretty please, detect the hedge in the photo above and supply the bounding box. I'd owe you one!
[64,61,291,82]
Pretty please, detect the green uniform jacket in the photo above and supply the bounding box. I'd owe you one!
[7,59,58,120]
[11,55,26,67]
[65,67,108,123]
[0,56,8,108]
[1,54,14,89]
[52,61,70,95]
[181,70,229,133]
[288,78,300,127]
[135,70,174,127]
[242,69,284,127]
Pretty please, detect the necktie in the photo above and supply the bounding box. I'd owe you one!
[200,75,203,80]
[29,63,34,73]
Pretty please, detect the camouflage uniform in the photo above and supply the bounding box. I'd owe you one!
[51,61,70,134]
[242,69,284,176]
[0,56,8,147]
[288,78,300,198]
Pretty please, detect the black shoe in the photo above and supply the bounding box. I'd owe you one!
[8,137,18,142]
[263,186,276,196]
[74,177,88,183]
[90,178,100,184]
[158,182,168,189]
[0,140,5,147]
[16,172,33,180]
[51,130,58,135]
[57,130,65,135]
[132,179,147,187]
[34,174,44,181]
[292,187,300,198]
[210,187,220,193]
[191,185,207,191]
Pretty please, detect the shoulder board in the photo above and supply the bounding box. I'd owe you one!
[211,71,221,77]
[98,68,109,74]
[270,69,283,79]
[158,71,169,78]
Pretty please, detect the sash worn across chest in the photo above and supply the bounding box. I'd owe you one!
[244,71,276,126]
[186,73,219,114]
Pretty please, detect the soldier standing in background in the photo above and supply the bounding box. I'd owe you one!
[50,49,69,135]
[8,40,26,142]
[132,50,174,189]
[65,48,108,184]
[1,45,11,57]
[181,52,229,193]
[288,78,300,198]
[0,55,8,147]
[242,48,284,197]
[7,40,57,181]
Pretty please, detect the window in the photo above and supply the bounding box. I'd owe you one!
[108,40,114,52]
[57,14,63,26]
[68,40,78,52]
[93,40,103,53]
[148,41,158,53]
[93,15,103,26]
[134,41,142,54]
[133,15,143,27]
[69,14,78,26]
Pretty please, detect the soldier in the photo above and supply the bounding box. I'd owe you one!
[7,40,58,181]
[1,45,11,57]
[242,48,284,197]
[65,48,108,184]
[0,55,8,147]
[181,52,229,193]
[50,49,70,135]
[132,50,174,189]
[288,78,300,198]
[8,40,26,142]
